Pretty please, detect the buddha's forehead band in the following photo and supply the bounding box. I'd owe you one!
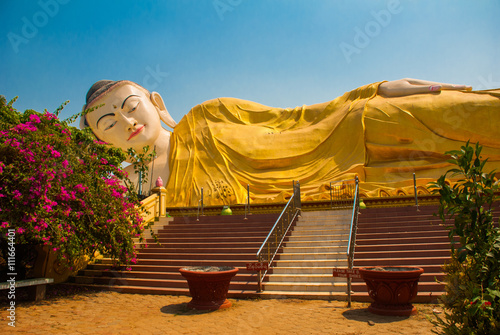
[81,80,148,128]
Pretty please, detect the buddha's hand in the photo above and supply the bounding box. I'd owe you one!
[378,78,472,97]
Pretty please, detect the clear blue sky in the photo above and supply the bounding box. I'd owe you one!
[1,0,499,126]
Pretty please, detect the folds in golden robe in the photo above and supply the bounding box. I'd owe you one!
[166,82,500,207]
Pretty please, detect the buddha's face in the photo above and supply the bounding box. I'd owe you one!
[85,84,162,153]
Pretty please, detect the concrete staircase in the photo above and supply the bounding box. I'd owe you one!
[261,210,352,299]
[69,202,498,302]
[351,205,451,302]
[70,213,280,298]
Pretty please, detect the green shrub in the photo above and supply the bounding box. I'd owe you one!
[0,97,148,276]
[429,142,500,334]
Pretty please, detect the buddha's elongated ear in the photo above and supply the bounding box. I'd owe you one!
[151,91,177,129]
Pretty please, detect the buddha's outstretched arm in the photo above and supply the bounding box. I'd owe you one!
[378,78,472,97]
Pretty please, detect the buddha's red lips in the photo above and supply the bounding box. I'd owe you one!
[128,126,145,141]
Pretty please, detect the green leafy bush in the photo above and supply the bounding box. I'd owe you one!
[0,97,147,277]
[429,142,500,334]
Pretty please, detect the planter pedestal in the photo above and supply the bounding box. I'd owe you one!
[179,266,238,310]
[359,266,424,316]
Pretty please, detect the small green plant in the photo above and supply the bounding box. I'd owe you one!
[429,142,500,334]
[127,145,156,197]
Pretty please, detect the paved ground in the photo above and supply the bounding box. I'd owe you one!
[1,285,441,334]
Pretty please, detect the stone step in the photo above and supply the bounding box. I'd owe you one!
[157,225,274,234]
[354,242,452,252]
[279,252,346,261]
[356,224,447,234]
[356,230,448,240]
[64,283,262,300]
[266,274,348,283]
[284,240,348,247]
[355,249,451,259]
[358,216,445,225]
[300,210,351,217]
[270,266,342,275]
[265,271,444,284]
[137,242,264,249]
[262,281,348,293]
[98,258,255,267]
[150,236,269,243]
[294,219,351,226]
[357,217,447,227]
[154,231,270,238]
[81,269,255,281]
[355,235,455,245]
[354,256,449,267]
[137,247,261,254]
[273,259,349,268]
[296,216,351,222]
[358,206,437,216]
[291,227,351,234]
[287,234,349,242]
[73,275,258,291]
[353,264,445,274]
[170,214,279,224]
[133,252,258,261]
[351,280,445,293]
[279,246,347,253]
[87,263,259,275]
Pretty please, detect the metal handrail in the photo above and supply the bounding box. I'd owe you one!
[346,176,360,308]
[256,181,301,292]
[196,199,202,221]
[413,173,420,211]
[330,178,356,209]
[244,184,251,220]
[196,187,204,221]
[346,176,360,262]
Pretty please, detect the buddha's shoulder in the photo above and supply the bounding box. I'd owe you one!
[188,97,272,114]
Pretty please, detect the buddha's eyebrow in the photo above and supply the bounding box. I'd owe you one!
[121,95,140,109]
[97,113,115,128]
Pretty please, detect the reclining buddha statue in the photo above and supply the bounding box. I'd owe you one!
[80,78,500,206]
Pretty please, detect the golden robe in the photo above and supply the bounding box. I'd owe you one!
[166,82,500,207]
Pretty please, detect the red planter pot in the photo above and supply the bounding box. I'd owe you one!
[179,266,239,310]
[359,266,424,316]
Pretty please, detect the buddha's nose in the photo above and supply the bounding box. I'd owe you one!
[122,115,137,129]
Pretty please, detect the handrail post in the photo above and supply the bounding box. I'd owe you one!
[257,269,262,292]
[244,184,251,220]
[196,200,201,221]
[330,182,333,208]
[247,184,250,214]
[413,173,420,211]
[201,187,204,216]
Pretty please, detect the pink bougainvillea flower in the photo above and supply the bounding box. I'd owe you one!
[12,190,22,200]
[1,221,9,228]
[43,112,57,120]
[29,114,41,123]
